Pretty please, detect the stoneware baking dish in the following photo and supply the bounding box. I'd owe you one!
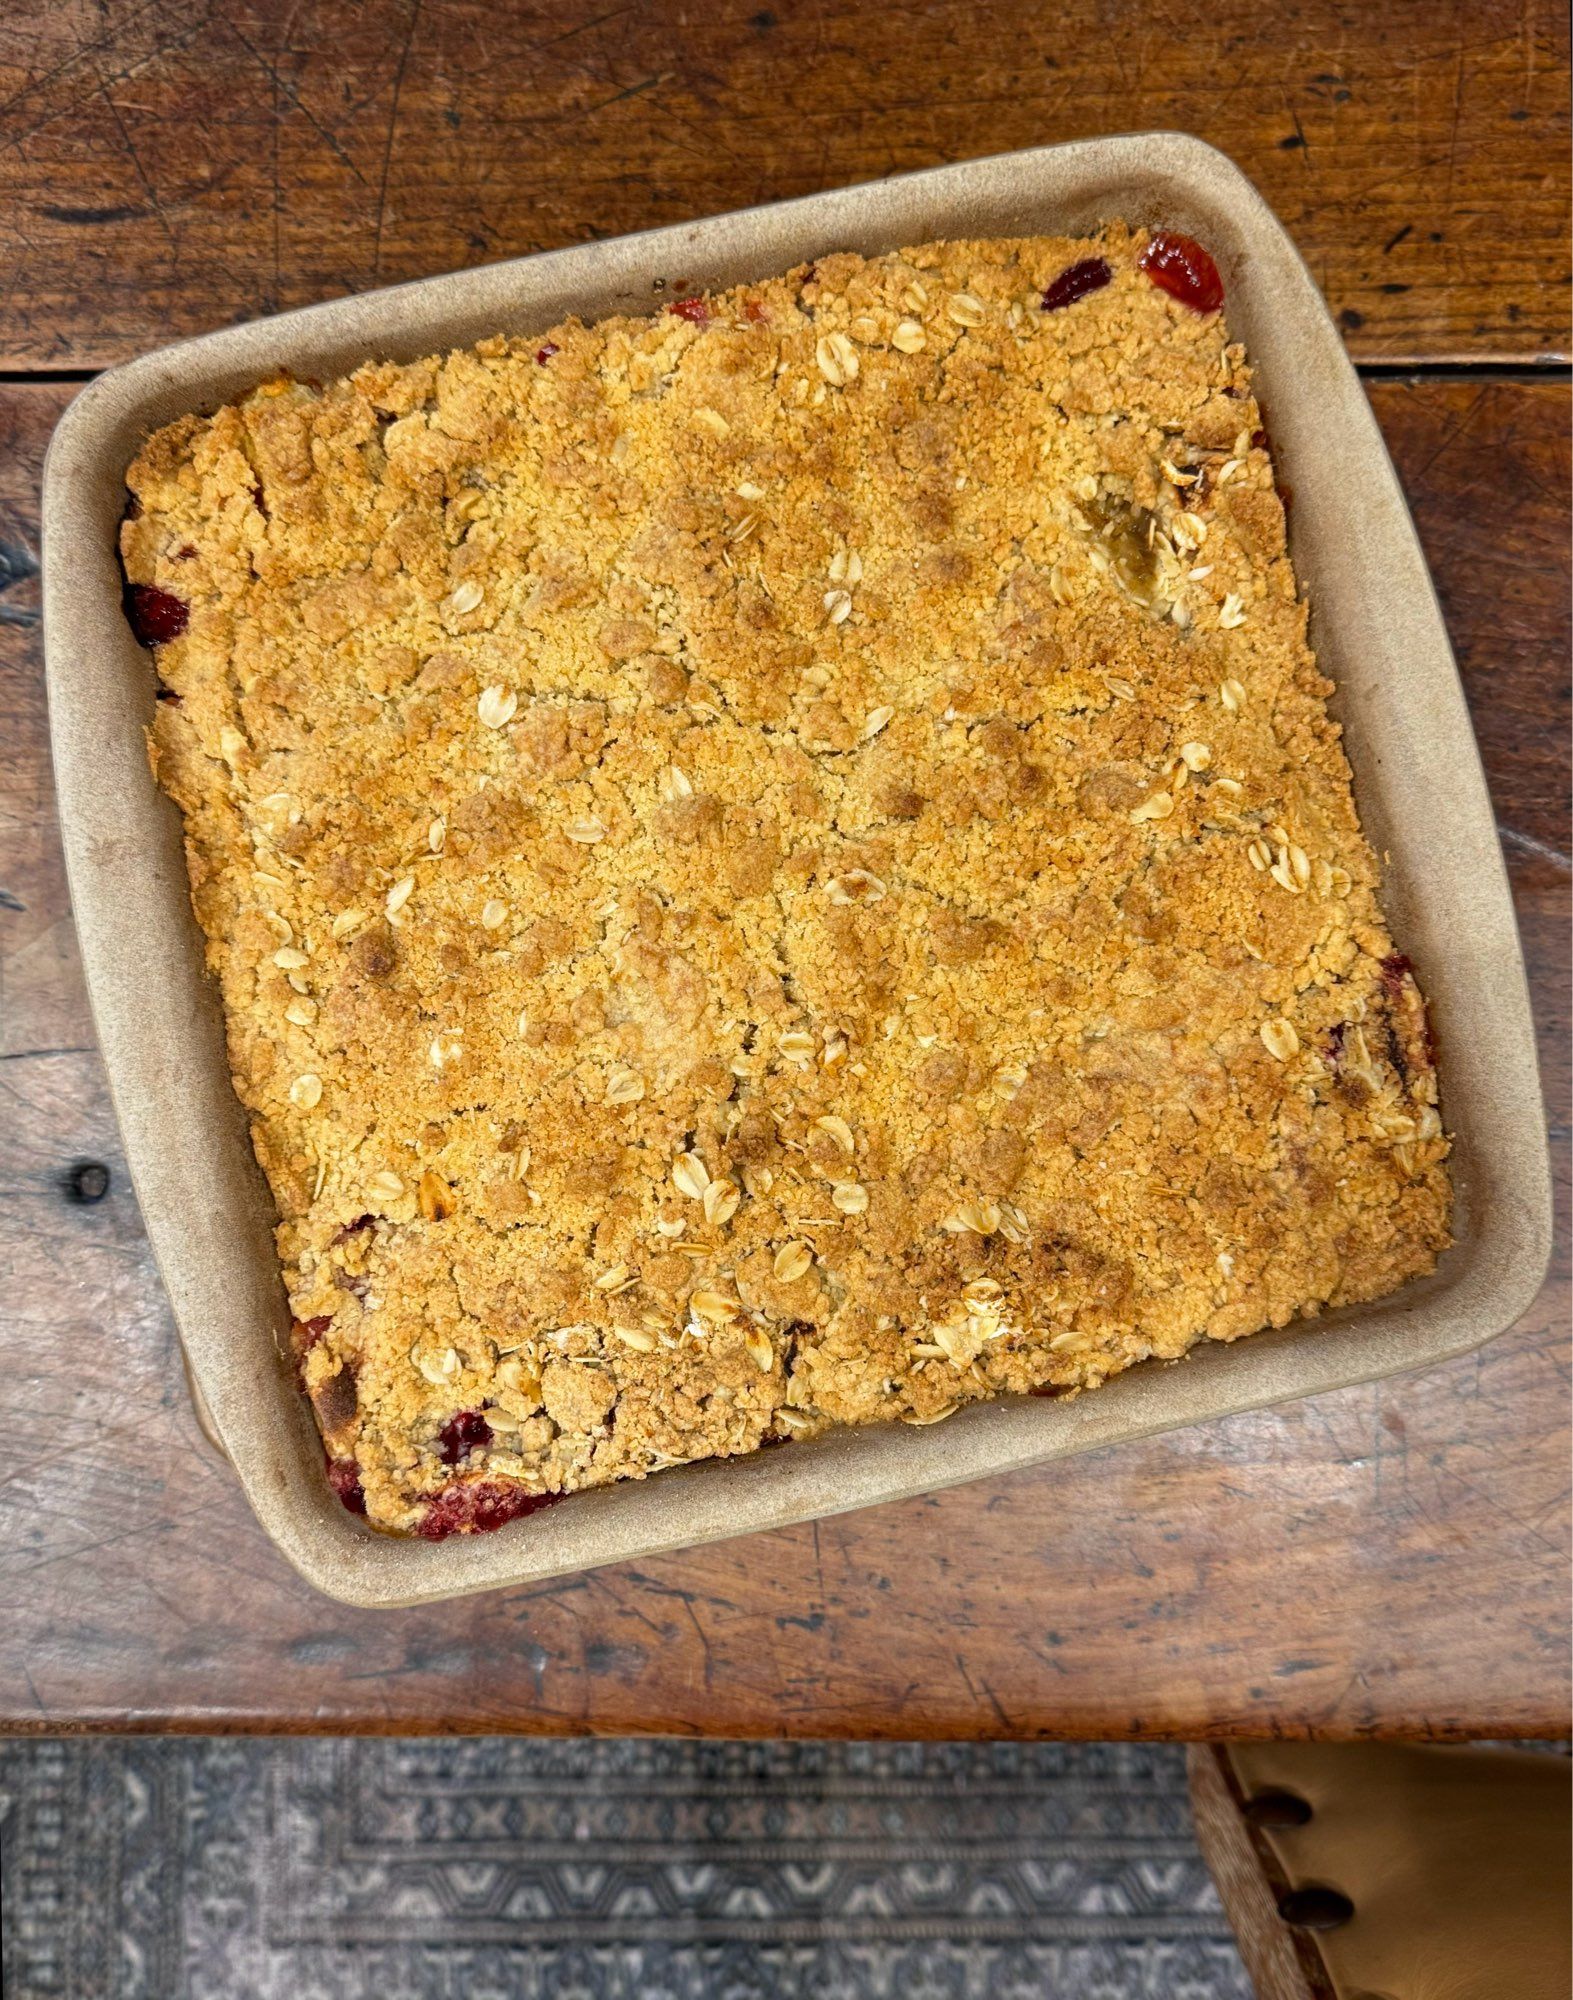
[44,134,1551,1607]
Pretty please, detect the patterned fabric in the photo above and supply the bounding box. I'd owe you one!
[1,1738,1249,1999]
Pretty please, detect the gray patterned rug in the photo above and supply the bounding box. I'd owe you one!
[0,1738,1248,1999]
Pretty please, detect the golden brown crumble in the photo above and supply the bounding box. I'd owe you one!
[122,227,1450,1536]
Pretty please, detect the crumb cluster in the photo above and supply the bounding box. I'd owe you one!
[123,227,1450,1535]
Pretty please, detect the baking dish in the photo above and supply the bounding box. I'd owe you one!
[44,134,1550,1606]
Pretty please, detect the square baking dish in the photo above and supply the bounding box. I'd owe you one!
[44,134,1551,1607]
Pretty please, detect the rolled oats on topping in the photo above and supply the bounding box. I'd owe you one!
[815,332,860,386]
[702,1179,741,1226]
[824,870,887,904]
[860,705,894,740]
[442,579,484,618]
[477,684,517,729]
[773,1240,814,1283]
[417,1170,457,1223]
[1260,1017,1301,1062]
[690,1288,741,1323]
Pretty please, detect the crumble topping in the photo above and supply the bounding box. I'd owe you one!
[122,226,1450,1534]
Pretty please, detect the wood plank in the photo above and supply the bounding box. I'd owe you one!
[0,376,1566,1736]
[0,0,1566,370]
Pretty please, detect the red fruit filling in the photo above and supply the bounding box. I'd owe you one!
[1379,951,1414,998]
[326,1455,366,1515]
[293,1313,334,1350]
[1040,257,1112,312]
[125,583,189,646]
[743,298,769,324]
[1138,232,1223,313]
[666,295,709,326]
[436,1409,493,1465]
[417,1481,563,1541]
[535,340,559,365]
[331,1214,375,1245]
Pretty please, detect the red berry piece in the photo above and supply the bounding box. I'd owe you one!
[1138,232,1224,313]
[743,298,769,324]
[125,583,189,646]
[666,295,709,326]
[1379,951,1415,998]
[290,1313,335,1383]
[436,1409,493,1465]
[326,1455,366,1515]
[1040,257,1112,312]
[535,340,559,365]
[417,1480,563,1540]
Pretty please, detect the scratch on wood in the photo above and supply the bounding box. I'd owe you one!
[39,202,146,224]
[370,0,423,281]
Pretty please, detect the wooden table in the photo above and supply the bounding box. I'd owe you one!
[1,0,1567,1739]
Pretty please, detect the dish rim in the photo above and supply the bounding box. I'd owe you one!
[43,131,1551,1606]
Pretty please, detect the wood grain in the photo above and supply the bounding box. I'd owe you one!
[1186,1746,1329,2000]
[0,0,1567,370]
[1,375,1566,1738]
